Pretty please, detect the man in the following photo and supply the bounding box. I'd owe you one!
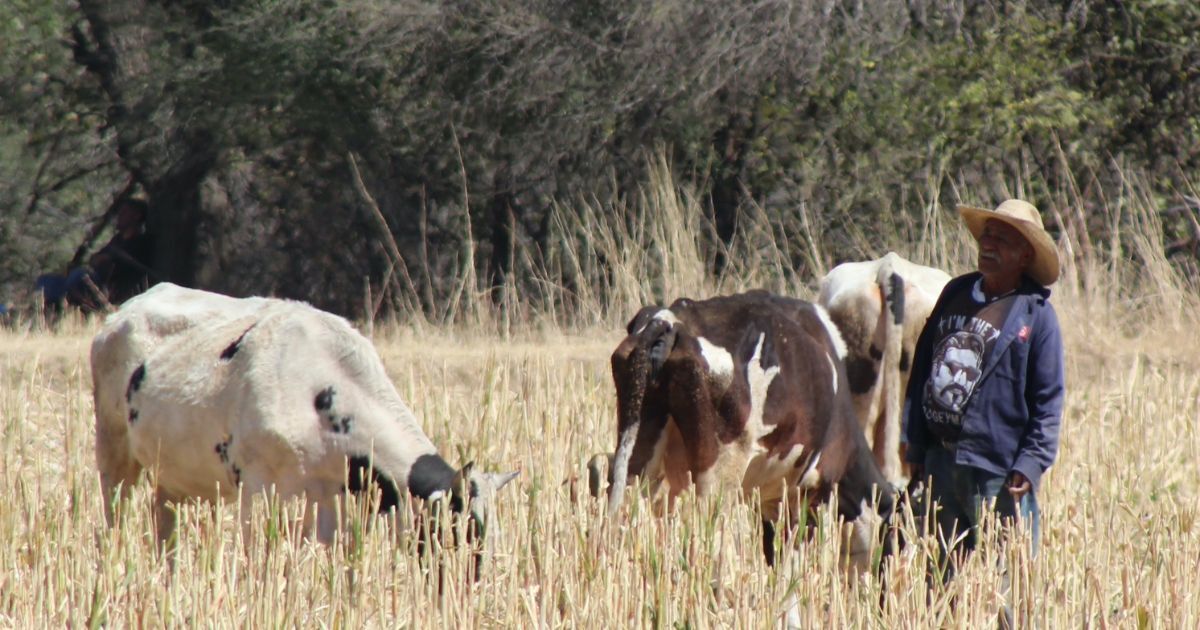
[36,198,155,311]
[88,198,155,305]
[904,198,1065,562]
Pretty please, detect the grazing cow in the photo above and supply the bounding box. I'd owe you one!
[91,283,517,549]
[818,253,950,483]
[606,291,895,569]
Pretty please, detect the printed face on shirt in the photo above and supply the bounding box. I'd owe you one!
[928,332,985,412]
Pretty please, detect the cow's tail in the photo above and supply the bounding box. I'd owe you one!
[875,254,905,481]
[607,316,675,516]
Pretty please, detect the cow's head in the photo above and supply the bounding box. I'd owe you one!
[410,461,518,580]
[607,305,682,515]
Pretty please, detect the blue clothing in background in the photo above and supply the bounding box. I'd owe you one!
[36,267,95,303]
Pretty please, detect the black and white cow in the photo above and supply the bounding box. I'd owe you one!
[605,291,896,570]
[91,283,517,548]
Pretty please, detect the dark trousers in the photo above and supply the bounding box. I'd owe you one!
[923,445,1039,628]
[924,444,1039,562]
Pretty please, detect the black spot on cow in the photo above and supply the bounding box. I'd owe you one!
[407,453,458,501]
[126,364,146,402]
[845,355,879,395]
[215,437,231,464]
[347,456,403,513]
[329,415,353,434]
[314,386,335,412]
[128,408,139,424]
[899,349,911,373]
[220,326,254,361]
[231,465,241,485]
[868,345,883,361]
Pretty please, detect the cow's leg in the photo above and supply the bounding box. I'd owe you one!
[760,496,804,629]
[236,464,275,551]
[761,519,777,566]
[153,486,179,549]
[308,482,340,544]
[95,409,142,526]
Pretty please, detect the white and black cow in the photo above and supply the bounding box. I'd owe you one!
[91,283,517,547]
[818,252,950,483]
[606,291,896,569]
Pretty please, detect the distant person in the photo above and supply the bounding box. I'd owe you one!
[36,199,155,312]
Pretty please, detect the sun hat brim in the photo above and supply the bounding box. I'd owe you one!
[958,203,1060,286]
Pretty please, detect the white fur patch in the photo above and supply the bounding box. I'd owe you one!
[744,334,782,446]
[814,305,848,359]
[697,336,734,384]
[742,441,807,492]
[633,308,680,335]
[798,452,822,488]
[653,309,680,326]
[846,498,882,573]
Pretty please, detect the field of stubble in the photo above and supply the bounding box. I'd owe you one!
[1,301,1198,628]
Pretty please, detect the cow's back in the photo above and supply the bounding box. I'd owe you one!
[92,283,273,424]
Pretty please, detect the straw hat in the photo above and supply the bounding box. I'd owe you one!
[957,199,1060,286]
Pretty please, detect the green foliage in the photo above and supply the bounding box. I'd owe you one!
[0,1,123,304]
[0,0,1197,316]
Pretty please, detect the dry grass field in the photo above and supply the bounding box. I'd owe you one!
[2,184,1199,627]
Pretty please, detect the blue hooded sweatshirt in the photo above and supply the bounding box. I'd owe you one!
[904,272,1065,489]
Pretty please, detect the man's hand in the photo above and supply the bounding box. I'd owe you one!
[1006,471,1031,499]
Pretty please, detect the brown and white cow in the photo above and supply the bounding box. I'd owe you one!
[606,291,896,568]
[92,283,518,551]
[818,253,950,483]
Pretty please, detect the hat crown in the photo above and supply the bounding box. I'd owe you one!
[956,198,1060,286]
[992,199,1043,229]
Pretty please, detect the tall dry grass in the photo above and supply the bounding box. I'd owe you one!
[1,163,1198,627]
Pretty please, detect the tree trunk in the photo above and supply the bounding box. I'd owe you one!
[74,0,218,290]
[146,134,218,287]
[487,164,518,305]
[711,109,754,275]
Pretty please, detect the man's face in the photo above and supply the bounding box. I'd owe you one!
[115,204,144,231]
[977,219,1032,278]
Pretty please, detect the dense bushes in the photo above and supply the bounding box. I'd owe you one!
[1,0,1197,319]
